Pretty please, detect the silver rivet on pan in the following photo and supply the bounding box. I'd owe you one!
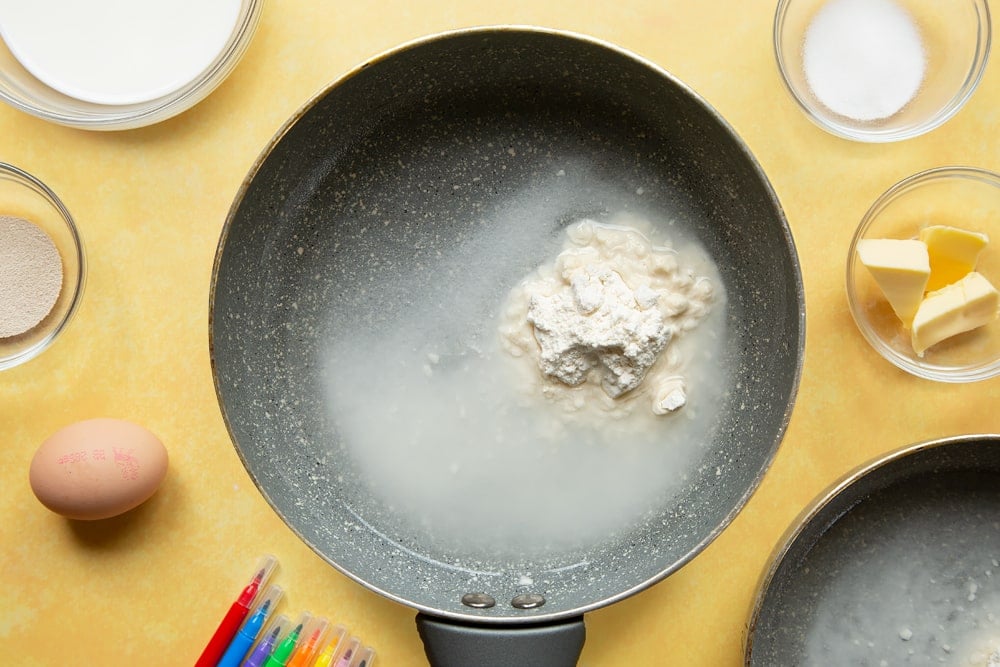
[461,592,496,609]
[511,593,546,609]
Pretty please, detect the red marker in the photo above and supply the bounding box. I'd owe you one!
[195,555,278,667]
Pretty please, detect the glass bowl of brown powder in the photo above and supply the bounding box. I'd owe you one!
[0,162,85,370]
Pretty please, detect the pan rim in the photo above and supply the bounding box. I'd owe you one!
[209,24,806,624]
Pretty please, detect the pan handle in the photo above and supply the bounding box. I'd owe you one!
[416,613,586,667]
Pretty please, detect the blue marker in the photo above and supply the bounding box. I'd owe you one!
[217,585,281,667]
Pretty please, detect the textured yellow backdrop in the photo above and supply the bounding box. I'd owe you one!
[2,1,998,665]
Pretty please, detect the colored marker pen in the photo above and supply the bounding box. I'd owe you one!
[217,584,283,667]
[194,555,278,667]
[262,612,311,667]
[334,637,361,667]
[243,614,290,667]
[286,616,329,667]
[352,646,376,667]
[311,625,347,667]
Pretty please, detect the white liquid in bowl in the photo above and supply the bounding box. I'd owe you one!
[0,0,241,105]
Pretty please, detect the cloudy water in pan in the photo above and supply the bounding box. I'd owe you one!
[320,162,730,565]
[766,471,1000,666]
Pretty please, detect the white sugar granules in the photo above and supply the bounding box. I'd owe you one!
[802,0,925,122]
[0,215,63,338]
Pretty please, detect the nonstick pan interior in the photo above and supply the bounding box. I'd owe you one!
[747,435,1000,665]
[211,27,804,623]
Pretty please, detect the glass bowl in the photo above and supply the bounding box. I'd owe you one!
[774,0,991,142]
[0,163,85,370]
[0,0,263,130]
[846,167,1000,382]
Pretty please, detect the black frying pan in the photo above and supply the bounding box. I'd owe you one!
[210,27,804,666]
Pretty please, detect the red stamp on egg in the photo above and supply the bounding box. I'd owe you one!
[113,447,140,481]
[56,450,88,465]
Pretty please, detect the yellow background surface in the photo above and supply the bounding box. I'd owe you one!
[2,1,999,665]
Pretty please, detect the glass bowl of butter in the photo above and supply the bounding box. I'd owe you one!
[847,166,1000,382]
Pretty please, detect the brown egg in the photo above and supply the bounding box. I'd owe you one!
[29,418,168,520]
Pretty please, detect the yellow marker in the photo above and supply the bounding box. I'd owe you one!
[911,272,1000,355]
[311,625,347,667]
[919,225,989,291]
[857,238,929,326]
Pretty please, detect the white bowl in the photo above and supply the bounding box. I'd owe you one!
[0,0,263,130]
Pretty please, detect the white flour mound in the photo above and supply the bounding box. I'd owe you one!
[528,263,670,398]
[501,216,714,418]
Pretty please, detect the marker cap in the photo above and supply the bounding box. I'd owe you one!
[245,555,279,603]
[353,646,376,667]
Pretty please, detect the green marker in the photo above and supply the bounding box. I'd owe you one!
[262,615,307,667]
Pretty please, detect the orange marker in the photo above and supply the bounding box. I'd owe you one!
[287,616,329,667]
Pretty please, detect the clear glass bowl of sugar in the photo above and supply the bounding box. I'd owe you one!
[774,0,991,142]
[0,0,263,130]
[0,163,85,370]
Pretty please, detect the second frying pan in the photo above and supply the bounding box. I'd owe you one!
[747,435,1000,666]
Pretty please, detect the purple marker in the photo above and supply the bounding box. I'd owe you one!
[244,614,290,667]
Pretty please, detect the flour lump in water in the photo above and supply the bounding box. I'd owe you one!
[500,218,715,419]
[323,208,727,561]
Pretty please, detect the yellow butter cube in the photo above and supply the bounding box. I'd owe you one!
[857,238,930,326]
[919,225,989,292]
[911,272,1000,356]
